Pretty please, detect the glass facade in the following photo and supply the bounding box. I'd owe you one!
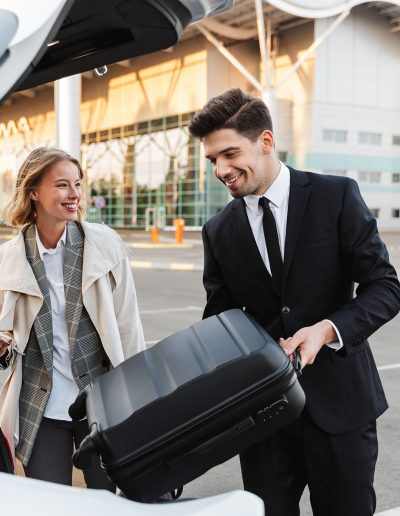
[81,113,228,228]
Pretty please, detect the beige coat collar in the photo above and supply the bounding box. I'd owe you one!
[0,230,41,296]
[79,221,129,293]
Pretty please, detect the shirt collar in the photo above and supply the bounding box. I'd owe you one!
[35,225,66,259]
[244,162,290,215]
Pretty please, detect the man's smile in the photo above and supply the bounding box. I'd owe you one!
[224,171,243,187]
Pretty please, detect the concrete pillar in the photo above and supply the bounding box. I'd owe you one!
[54,74,81,158]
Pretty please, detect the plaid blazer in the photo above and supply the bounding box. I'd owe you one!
[17,223,110,465]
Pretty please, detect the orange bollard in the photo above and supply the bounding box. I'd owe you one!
[174,218,185,244]
[150,226,159,244]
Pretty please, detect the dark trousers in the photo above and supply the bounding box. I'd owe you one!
[240,411,378,516]
[24,417,115,491]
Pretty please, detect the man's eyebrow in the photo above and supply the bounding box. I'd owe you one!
[205,146,240,160]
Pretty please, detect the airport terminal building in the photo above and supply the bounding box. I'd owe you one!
[0,1,399,229]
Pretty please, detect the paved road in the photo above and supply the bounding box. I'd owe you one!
[1,227,399,514]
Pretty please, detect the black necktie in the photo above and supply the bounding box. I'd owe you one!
[259,197,283,288]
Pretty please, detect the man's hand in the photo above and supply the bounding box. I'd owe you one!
[279,321,338,368]
[0,334,12,358]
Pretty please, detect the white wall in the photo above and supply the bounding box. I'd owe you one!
[312,6,400,229]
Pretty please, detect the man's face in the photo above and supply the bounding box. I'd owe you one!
[203,128,275,198]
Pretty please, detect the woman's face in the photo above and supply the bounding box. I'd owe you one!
[30,159,82,227]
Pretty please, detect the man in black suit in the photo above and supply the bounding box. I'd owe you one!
[188,88,400,516]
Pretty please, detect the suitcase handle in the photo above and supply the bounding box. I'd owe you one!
[167,416,255,471]
[72,432,98,469]
[292,350,302,377]
[69,388,88,421]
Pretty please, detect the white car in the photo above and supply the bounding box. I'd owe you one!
[1,471,264,515]
[0,0,234,102]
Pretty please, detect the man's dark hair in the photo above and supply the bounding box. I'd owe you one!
[188,88,273,141]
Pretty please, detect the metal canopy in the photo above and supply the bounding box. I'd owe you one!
[189,0,400,41]
[185,0,305,41]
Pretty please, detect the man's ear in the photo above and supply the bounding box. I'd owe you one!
[259,130,274,154]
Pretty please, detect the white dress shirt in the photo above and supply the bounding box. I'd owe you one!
[35,227,79,420]
[243,162,343,350]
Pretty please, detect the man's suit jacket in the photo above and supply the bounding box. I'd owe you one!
[202,167,400,434]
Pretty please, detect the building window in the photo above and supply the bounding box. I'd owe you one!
[393,173,400,183]
[80,112,227,228]
[358,132,382,145]
[370,208,380,219]
[393,135,400,146]
[358,171,381,183]
[322,169,346,177]
[392,209,400,218]
[323,129,347,143]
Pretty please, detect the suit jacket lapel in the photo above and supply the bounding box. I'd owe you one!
[24,225,53,374]
[233,199,280,296]
[64,221,84,356]
[283,168,311,286]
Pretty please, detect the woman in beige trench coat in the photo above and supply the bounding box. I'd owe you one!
[0,147,145,488]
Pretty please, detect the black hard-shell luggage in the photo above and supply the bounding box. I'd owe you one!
[71,309,305,502]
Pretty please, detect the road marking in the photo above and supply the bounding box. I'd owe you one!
[141,306,202,315]
[131,260,152,269]
[131,260,202,271]
[377,363,400,371]
[170,262,196,271]
[127,242,193,249]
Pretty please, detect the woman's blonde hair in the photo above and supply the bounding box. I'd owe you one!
[4,147,85,228]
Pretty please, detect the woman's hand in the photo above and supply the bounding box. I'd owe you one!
[0,334,12,357]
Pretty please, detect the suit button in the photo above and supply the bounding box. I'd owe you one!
[282,306,290,315]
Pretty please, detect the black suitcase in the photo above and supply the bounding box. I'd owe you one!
[71,309,305,502]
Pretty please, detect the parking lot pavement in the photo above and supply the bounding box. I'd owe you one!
[1,227,399,274]
[121,229,204,272]
[123,228,400,274]
[2,227,400,513]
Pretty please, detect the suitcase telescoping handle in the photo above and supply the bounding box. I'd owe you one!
[72,431,98,469]
[69,388,98,469]
[68,388,88,421]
